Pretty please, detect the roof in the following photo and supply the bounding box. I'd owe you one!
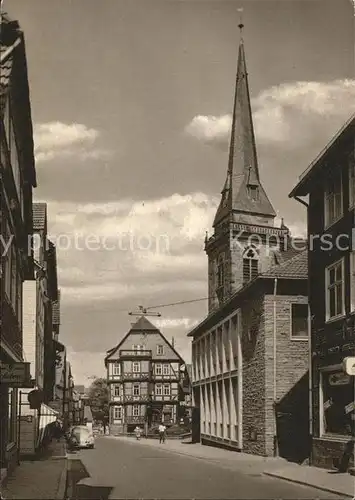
[289,113,355,198]
[74,385,86,394]
[130,316,158,332]
[33,203,47,231]
[188,249,307,338]
[214,38,276,227]
[0,12,36,187]
[262,249,308,279]
[105,315,185,365]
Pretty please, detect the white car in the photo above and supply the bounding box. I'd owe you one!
[69,425,95,449]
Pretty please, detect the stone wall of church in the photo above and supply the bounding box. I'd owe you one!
[241,290,308,458]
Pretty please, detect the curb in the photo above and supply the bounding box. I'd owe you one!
[55,458,68,500]
[263,471,354,498]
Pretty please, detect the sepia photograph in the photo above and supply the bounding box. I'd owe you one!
[0,0,354,498]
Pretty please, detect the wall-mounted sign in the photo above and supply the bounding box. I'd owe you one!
[329,372,351,386]
[0,362,31,387]
[345,401,355,414]
[343,357,355,376]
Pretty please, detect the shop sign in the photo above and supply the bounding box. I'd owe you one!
[329,372,351,386]
[0,362,31,387]
[344,401,355,414]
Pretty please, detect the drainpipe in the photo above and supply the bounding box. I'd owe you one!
[273,277,278,457]
[292,194,312,463]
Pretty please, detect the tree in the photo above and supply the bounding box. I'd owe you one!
[87,377,109,422]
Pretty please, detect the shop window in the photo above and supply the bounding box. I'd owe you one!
[322,370,354,437]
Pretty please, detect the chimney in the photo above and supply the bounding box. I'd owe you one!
[171,337,175,347]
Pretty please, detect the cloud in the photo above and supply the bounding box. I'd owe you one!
[185,79,355,148]
[65,346,107,386]
[34,122,111,163]
[40,192,217,305]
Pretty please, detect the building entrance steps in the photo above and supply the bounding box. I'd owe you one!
[107,436,355,498]
[1,438,67,499]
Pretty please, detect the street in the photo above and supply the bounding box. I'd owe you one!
[66,437,344,499]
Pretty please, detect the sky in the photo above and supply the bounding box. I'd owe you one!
[5,0,355,386]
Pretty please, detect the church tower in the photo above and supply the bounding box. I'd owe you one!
[206,24,289,312]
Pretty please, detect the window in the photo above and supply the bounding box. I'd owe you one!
[291,303,308,338]
[163,364,170,375]
[114,384,120,397]
[216,254,225,302]
[155,364,162,375]
[156,345,164,356]
[17,276,22,329]
[326,259,344,320]
[132,361,140,373]
[247,185,259,201]
[9,116,21,207]
[349,161,355,208]
[321,369,354,437]
[351,252,355,312]
[155,383,162,396]
[243,246,259,283]
[163,384,171,396]
[8,389,15,443]
[133,384,140,396]
[133,404,140,417]
[113,406,122,420]
[11,248,17,310]
[3,223,12,300]
[113,362,121,376]
[132,344,143,351]
[324,170,342,227]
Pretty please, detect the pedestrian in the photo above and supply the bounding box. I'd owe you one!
[53,418,63,442]
[158,422,166,444]
[134,426,142,440]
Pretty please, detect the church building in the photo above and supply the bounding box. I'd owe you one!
[188,27,311,461]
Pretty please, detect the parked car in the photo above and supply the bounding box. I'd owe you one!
[68,425,95,449]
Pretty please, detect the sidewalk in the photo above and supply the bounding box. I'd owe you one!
[109,436,355,498]
[1,439,67,500]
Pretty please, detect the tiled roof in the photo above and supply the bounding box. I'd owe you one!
[33,202,47,231]
[129,316,158,332]
[262,249,308,279]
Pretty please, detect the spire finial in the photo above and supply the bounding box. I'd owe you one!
[237,7,244,37]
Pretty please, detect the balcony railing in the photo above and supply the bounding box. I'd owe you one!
[119,350,152,358]
[122,372,150,380]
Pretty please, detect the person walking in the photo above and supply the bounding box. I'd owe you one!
[158,422,166,444]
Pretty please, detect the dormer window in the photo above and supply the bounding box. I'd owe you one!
[247,185,259,201]
[243,245,259,283]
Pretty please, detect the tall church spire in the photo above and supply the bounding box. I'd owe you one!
[213,22,276,227]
